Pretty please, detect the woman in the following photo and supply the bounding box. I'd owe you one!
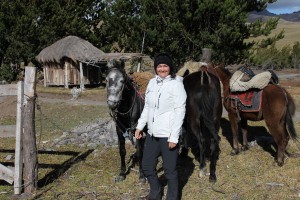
[135,53,186,200]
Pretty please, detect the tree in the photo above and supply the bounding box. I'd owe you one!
[291,42,300,69]
[104,0,281,67]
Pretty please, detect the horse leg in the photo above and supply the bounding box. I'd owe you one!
[135,138,146,183]
[198,137,207,178]
[228,112,240,155]
[267,122,289,166]
[209,137,220,182]
[188,117,206,177]
[179,124,189,157]
[117,128,126,181]
[241,119,249,151]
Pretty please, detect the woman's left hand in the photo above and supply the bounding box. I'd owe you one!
[168,142,177,149]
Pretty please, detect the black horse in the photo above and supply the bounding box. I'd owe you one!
[106,59,146,182]
[182,68,222,182]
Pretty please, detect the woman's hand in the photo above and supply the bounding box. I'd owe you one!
[135,129,143,139]
[168,142,177,149]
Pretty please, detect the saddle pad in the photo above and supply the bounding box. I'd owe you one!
[229,89,263,112]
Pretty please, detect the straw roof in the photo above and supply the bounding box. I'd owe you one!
[36,35,105,63]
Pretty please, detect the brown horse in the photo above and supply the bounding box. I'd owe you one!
[215,66,298,166]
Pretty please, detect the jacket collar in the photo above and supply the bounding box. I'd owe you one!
[155,75,171,85]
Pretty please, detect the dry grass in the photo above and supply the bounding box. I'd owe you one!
[248,19,300,49]
[0,79,299,199]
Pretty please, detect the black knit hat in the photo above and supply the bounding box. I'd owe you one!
[154,53,174,72]
[154,53,176,78]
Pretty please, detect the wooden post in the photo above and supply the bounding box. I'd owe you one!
[79,62,85,91]
[23,67,38,195]
[43,66,47,87]
[201,48,212,63]
[64,63,69,88]
[14,81,24,194]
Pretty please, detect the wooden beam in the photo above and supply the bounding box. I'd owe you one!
[0,164,14,184]
[14,81,24,195]
[0,84,17,96]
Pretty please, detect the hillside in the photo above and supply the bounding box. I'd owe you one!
[249,10,300,22]
[248,11,300,49]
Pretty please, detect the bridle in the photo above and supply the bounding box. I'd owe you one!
[107,67,138,115]
[107,66,144,144]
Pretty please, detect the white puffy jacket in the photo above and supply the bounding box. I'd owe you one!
[136,75,187,144]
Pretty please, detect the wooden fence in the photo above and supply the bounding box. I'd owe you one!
[0,67,37,195]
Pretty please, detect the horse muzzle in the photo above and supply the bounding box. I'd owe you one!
[107,100,119,110]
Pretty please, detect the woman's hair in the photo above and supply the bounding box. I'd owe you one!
[154,53,176,78]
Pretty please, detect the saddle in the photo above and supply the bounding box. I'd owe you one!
[229,89,263,112]
[230,66,278,92]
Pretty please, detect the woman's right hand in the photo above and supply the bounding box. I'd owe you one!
[135,129,143,139]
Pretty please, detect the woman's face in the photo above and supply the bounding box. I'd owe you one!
[156,64,170,78]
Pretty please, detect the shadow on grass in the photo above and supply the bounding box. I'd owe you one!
[0,148,94,196]
[37,149,94,188]
[153,153,195,200]
[220,117,277,159]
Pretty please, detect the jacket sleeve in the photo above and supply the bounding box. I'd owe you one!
[168,81,187,144]
[136,80,152,131]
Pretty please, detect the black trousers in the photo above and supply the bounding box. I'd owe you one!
[142,134,179,200]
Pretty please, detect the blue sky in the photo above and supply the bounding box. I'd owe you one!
[267,0,300,14]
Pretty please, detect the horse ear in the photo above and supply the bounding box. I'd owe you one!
[120,59,125,69]
[183,69,190,78]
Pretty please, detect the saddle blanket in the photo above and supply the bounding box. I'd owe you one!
[229,89,263,112]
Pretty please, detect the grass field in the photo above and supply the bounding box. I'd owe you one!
[248,19,300,49]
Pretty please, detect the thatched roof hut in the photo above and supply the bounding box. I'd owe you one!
[36,36,108,88]
[36,35,105,63]
[36,35,148,89]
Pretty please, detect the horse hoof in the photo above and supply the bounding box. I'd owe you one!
[241,145,249,151]
[230,149,239,156]
[199,168,207,178]
[276,161,284,167]
[209,175,217,183]
[199,170,206,178]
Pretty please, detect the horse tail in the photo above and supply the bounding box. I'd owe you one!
[284,88,298,140]
[199,72,221,142]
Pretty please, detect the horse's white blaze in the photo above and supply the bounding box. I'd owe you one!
[107,70,125,108]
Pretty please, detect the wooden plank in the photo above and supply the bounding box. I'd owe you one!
[14,81,24,194]
[0,164,14,184]
[0,84,17,96]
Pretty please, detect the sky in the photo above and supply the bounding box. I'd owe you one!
[267,0,300,14]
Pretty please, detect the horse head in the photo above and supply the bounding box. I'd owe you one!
[106,59,126,110]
